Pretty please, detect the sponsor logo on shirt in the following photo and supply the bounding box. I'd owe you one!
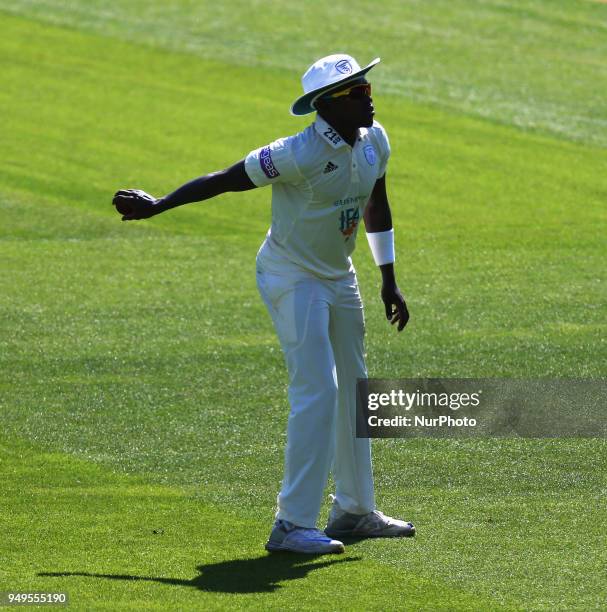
[260,146,280,179]
[340,206,360,240]
[333,195,366,207]
[323,161,339,174]
[364,144,377,165]
[335,59,353,74]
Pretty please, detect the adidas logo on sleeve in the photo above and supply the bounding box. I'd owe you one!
[323,161,339,174]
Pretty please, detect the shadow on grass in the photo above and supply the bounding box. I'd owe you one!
[39,553,361,594]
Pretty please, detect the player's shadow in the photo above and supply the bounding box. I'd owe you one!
[39,553,360,594]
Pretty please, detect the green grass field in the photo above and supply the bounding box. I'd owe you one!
[1,1,606,609]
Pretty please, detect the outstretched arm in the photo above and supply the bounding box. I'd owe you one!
[113,159,256,221]
[363,174,410,332]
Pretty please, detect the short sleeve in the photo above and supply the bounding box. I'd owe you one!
[372,121,391,178]
[244,136,301,187]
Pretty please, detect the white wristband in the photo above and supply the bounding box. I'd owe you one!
[366,228,395,266]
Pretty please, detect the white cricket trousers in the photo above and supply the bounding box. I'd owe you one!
[257,261,375,528]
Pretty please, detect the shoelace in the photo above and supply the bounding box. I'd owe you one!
[297,527,331,539]
[278,521,331,539]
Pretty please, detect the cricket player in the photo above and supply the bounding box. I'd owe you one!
[113,54,415,554]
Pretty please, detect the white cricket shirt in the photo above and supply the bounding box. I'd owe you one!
[245,116,390,279]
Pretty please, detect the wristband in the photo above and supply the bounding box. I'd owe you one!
[366,228,395,266]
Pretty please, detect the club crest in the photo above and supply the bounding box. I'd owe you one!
[363,145,376,166]
[335,60,353,75]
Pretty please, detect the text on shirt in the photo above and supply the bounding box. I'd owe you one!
[323,126,342,146]
[260,146,281,179]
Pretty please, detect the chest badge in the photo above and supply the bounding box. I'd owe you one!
[363,144,377,166]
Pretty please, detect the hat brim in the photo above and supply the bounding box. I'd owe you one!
[290,57,380,116]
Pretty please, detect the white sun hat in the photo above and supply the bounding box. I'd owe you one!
[290,54,380,116]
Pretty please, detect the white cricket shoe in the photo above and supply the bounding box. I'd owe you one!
[265,519,345,554]
[325,498,415,538]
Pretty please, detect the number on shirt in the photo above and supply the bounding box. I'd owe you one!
[323,127,342,145]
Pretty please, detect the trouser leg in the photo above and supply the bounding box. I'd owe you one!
[257,269,337,528]
[329,272,375,515]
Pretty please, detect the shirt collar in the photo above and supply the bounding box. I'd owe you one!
[314,115,368,149]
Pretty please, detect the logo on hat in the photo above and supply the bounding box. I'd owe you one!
[335,60,353,75]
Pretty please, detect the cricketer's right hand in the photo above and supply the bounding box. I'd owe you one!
[112,189,159,221]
